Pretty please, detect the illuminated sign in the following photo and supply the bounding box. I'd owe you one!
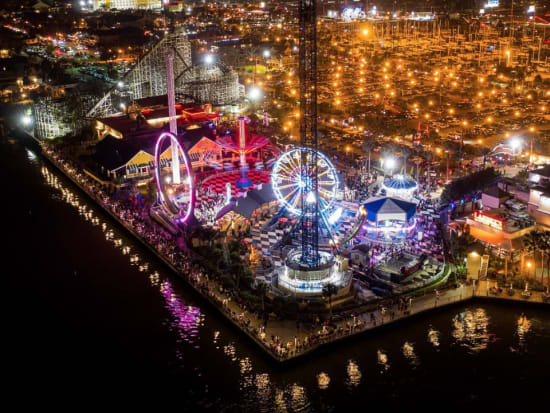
[485,0,499,8]
[473,211,503,230]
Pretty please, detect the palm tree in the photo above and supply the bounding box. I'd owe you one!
[381,142,398,177]
[476,147,492,171]
[443,141,457,181]
[401,146,412,176]
[424,150,434,194]
[257,281,269,313]
[538,232,550,287]
[322,283,338,319]
[525,230,542,280]
[361,137,376,177]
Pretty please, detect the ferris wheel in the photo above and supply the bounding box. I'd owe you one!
[271,147,338,216]
[154,132,195,223]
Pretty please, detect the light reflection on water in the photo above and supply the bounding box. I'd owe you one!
[160,280,203,346]
[377,349,390,372]
[452,308,491,353]
[345,360,362,389]
[40,161,205,351]
[32,153,550,411]
[428,326,441,350]
[316,372,330,390]
[516,314,532,353]
[402,341,420,368]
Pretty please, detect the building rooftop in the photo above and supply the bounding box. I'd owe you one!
[531,165,550,179]
[483,186,509,199]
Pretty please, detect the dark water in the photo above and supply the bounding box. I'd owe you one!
[3,140,550,409]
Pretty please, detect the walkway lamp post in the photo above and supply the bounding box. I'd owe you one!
[383,157,396,178]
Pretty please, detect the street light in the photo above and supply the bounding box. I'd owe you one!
[21,115,32,126]
[262,49,270,58]
[204,54,214,65]
[248,87,262,100]
[510,138,522,150]
[383,157,396,177]
[510,138,522,157]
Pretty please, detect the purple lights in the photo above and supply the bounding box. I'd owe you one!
[160,280,202,343]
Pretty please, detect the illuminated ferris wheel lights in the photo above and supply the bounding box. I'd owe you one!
[271,148,338,216]
[154,132,195,223]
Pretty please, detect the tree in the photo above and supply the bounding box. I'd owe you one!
[361,136,376,177]
[443,140,457,180]
[257,281,269,313]
[539,232,550,288]
[449,226,479,264]
[516,168,529,184]
[401,146,412,176]
[440,168,499,204]
[322,283,338,319]
[476,146,492,171]
[525,230,543,280]
[424,150,434,194]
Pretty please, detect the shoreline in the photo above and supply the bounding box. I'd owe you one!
[17,132,549,364]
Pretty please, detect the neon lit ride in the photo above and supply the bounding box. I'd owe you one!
[216,117,269,188]
[272,148,350,296]
[362,197,417,243]
[154,132,195,223]
[271,148,338,217]
[381,175,418,199]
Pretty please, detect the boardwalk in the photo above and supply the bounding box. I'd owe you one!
[36,141,549,363]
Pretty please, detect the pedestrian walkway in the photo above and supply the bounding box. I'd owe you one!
[38,143,549,363]
[473,281,549,304]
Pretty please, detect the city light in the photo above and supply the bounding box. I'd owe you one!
[383,157,396,171]
[204,54,214,64]
[13,0,550,379]
[21,115,32,126]
[510,138,522,150]
[248,87,262,100]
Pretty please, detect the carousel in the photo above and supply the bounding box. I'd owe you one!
[381,175,418,199]
[362,197,417,243]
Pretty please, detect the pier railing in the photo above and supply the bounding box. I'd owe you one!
[36,141,549,363]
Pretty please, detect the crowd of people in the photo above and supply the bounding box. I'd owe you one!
[195,189,226,225]
[41,143,450,361]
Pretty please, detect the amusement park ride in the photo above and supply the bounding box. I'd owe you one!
[150,10,373,298]
[217,117,270,189]
[273,0,355,296]
[151,51,196,230]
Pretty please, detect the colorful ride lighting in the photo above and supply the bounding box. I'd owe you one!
[363,218,417,234]
[271,148,338,217]
[154,132,195,223]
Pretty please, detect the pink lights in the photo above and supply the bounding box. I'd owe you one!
[154,132,195,223]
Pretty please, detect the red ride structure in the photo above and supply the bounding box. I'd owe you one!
[216,117,270,188]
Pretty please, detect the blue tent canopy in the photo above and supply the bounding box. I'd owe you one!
[363,197,416,222]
